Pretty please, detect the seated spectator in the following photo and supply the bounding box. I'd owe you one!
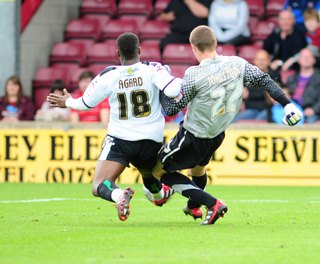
[263,10,307,71]
[159,0,211,53]
[208,0,250,46]
[254,49,282,82]
[283,0,320,31]
[287,48,320,123]
[234,49,280,122]
[282,8,320,70]
[271,84,305,124]
[35,79,70,121]
[0,75,35,121]
[71,71,110,124]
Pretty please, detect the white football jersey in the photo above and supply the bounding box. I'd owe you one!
[72,62,180,142]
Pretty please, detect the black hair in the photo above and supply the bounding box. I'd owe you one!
[117,32,140,60]
[50,79,66,93]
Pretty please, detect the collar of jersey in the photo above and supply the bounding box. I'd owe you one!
[199,56,219,66]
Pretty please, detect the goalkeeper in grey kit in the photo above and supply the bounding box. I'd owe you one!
[148,25,302,225]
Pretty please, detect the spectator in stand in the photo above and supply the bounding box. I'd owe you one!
[263,9,307,71]
[287,48,320,123]
[283,0,320,31]
[35,80,70,121]
[208,0,250,46]
[0,75,35,121]
[234,49,281,122]
[70,71,110,124]
[282,8,320,70]
[159,0,211,53]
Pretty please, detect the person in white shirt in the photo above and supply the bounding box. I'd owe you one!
[208,0,250,45]
[47,32,181,221]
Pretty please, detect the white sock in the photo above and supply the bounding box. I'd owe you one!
[153,187,164,200]
[143,185,154,201]
[111,188,123,202]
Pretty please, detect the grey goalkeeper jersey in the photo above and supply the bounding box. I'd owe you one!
[161,56,290,139]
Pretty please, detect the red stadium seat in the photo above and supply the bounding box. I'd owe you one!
[245,0,265,17]
[238,45,260,63]
[266,0,286,17]
[50,42,87,66]
[87,40,118,65]
[216,44,237,56]
[33,66,69,109]
[252,40,264,48]
[33,88,51,110]
[141,39,160,46]
[69,67,90,91]
[81,14,110,27]
[64,18,102,41]
[162,44,197,65]
[140,20,170,41]
[67,39,95,53]
[118,0,153,17]
[88,64,111,75]
[154,0,170,16]
[248,16,259,32]
[101,19,138,40]
[251,20,277,42]
[33,67,68,89]
[265,16,280,27]
[118,15,148,28]
[80,0,116,17]
[280,70,296,85]
[51,63,80,77]
[140,42,161,62]
[168,64,189,78]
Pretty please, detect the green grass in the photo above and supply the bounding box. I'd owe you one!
[0,184,319,264]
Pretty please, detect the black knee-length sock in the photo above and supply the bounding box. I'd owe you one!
[188,173,207,209]
[142,176,163,194]
[161,172,216,208]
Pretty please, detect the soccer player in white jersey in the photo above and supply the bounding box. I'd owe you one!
[47,32,181,221]
[148,25,302,225]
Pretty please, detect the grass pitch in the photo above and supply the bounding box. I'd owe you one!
[0,183,319,264]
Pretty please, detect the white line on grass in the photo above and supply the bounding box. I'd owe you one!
[0,198,320,204]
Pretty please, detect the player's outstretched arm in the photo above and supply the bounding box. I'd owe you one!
[243,63,302,126]
[160,74,196,116]
[49,74,108,111]
[47,89,71,108]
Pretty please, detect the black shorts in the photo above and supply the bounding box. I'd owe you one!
[159,125,225,172]
[99,135,162,170]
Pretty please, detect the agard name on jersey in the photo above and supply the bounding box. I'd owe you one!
[119,77,143,89]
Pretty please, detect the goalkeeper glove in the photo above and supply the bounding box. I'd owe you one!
[282,103,303,126]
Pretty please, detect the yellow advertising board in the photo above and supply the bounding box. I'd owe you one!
[0,128,319,185]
